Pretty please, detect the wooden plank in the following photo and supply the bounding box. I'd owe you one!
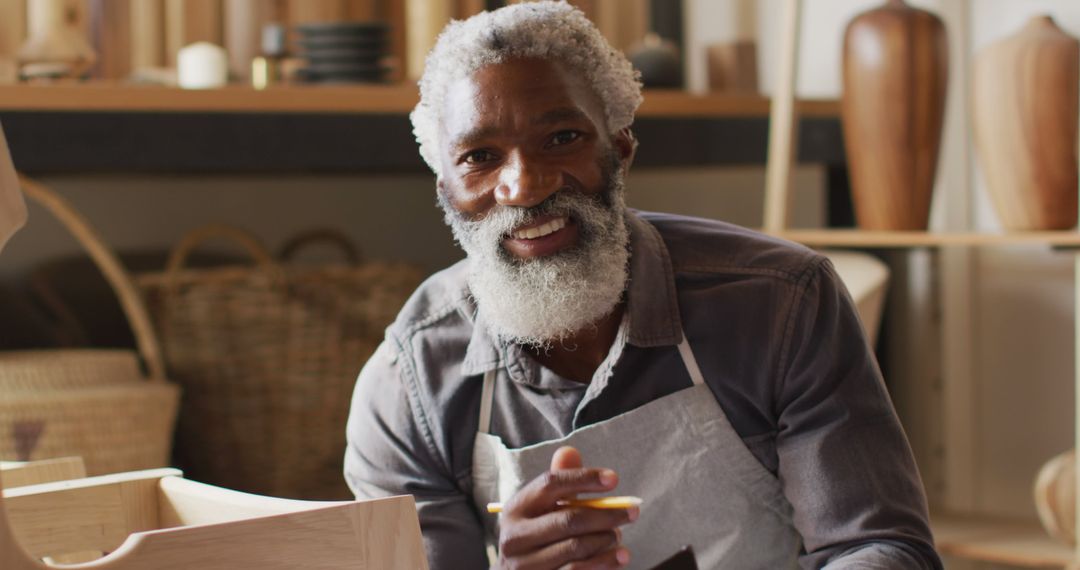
[0,457,86,489]
[933,513,1074,567]
[454,0,488,19]
[762,0,801,232]
[2,469,173,560]
[776,230,1080,249]
[0,83,841,116]
[287,0,346,24]
[131,0,166,70]
[404,0,450,81]
[0,472,429,570]
[937,0,978,517]
[165,0,224,66]
[0,0,26,61]
[593,0,648,53]
[157,476,345,527]
[90,0,133,79]
[383,0,406,82]
[224,0,272,80]
[0,83,419,113]
[347,0,378,21]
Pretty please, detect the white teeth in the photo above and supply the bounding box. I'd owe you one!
[513,217,567,240]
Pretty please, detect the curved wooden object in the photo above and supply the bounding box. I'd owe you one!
[0,468,429,569]
[1034,449,1076,547]
[841,0,948,230]
[974,15,1079,231]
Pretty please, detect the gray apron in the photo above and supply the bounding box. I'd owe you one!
[471,336,803,569]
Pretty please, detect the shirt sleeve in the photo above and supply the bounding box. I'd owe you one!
[344,341,490,569]
[774,258,943,570]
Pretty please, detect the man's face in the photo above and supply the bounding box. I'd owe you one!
[434,58,634,346]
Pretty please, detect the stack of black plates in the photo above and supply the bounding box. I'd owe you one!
[295,22,391,84]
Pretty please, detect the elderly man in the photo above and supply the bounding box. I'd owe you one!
[345,3,941,569]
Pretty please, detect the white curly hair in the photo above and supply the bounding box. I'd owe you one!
[409,1,643,175]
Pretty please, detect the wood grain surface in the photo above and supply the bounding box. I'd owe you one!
[0,0,26,61]
[973,15,1079,231]
[0,469,429,569]
[130,0,166,70]
[165,0,223,66]
[841,0,949,230]
[224,0,272,80]
[0,458,86,489]
[90,0,132,79]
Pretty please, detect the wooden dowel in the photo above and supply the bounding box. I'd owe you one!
[763,0,802,233]
[131,0,166,70]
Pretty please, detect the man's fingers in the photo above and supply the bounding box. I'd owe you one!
[499,507,638,556]
[503,531,622,570]
[551,446,583,470]
[558,545,631,570]
[506,468,619,517]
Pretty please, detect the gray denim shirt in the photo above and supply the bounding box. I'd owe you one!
[345,210,942,569]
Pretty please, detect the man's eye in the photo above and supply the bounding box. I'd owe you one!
[462,150,495,165]
[549,130,581,146]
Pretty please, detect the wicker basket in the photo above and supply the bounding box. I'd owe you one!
[136,225,423,500]
[0,177,179,476]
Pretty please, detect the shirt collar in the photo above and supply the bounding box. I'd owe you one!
[624,210,684,347]
[459,209,684,377]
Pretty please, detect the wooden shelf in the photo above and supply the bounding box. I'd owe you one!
[773,229,1080,249]
[932,513,1074,568]
[0,82,840,117]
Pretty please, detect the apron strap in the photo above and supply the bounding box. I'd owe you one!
[477,336,704,434]
[479,369,496,434]
[677,338,706,386]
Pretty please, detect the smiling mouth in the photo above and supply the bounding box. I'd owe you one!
[509,216,569,240]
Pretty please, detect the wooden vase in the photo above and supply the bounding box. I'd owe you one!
[973,15,1079,231]
[841,0,948,230]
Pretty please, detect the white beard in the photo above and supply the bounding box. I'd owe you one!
[440,171,630,349]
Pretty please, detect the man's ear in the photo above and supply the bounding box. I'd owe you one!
[613,127,637,172]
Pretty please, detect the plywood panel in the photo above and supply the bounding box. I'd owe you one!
[347,0,378,21]
[287,0,346,24]
[385,0,406,81]
[131,0,166,70]
[165,0,223,66]
[594,0,647,52]
[405,0,449,81]
[224,0,272,80]
[454,0,487,19]
[90,0,132,79]
[0,0,26,60]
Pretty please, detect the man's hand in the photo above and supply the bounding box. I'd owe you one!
[495,446,637,569]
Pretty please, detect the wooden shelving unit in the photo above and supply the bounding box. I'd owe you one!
[764,2,1080,568]
[0,82,841,117]
[931,514,1073,568]
[774,229,1080,249]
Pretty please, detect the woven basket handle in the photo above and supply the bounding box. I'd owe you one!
[277,228,363,265]
[164,223,279,277]
[18,175,167,381]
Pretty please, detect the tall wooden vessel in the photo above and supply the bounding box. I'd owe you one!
[841,0,948,230]
[974,15,1079,231]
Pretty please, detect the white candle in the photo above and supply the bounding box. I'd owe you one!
[177,42,228,89]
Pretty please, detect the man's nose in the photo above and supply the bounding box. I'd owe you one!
[493,153,560,208]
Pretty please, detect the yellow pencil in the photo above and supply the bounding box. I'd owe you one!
[486,496,643,514]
